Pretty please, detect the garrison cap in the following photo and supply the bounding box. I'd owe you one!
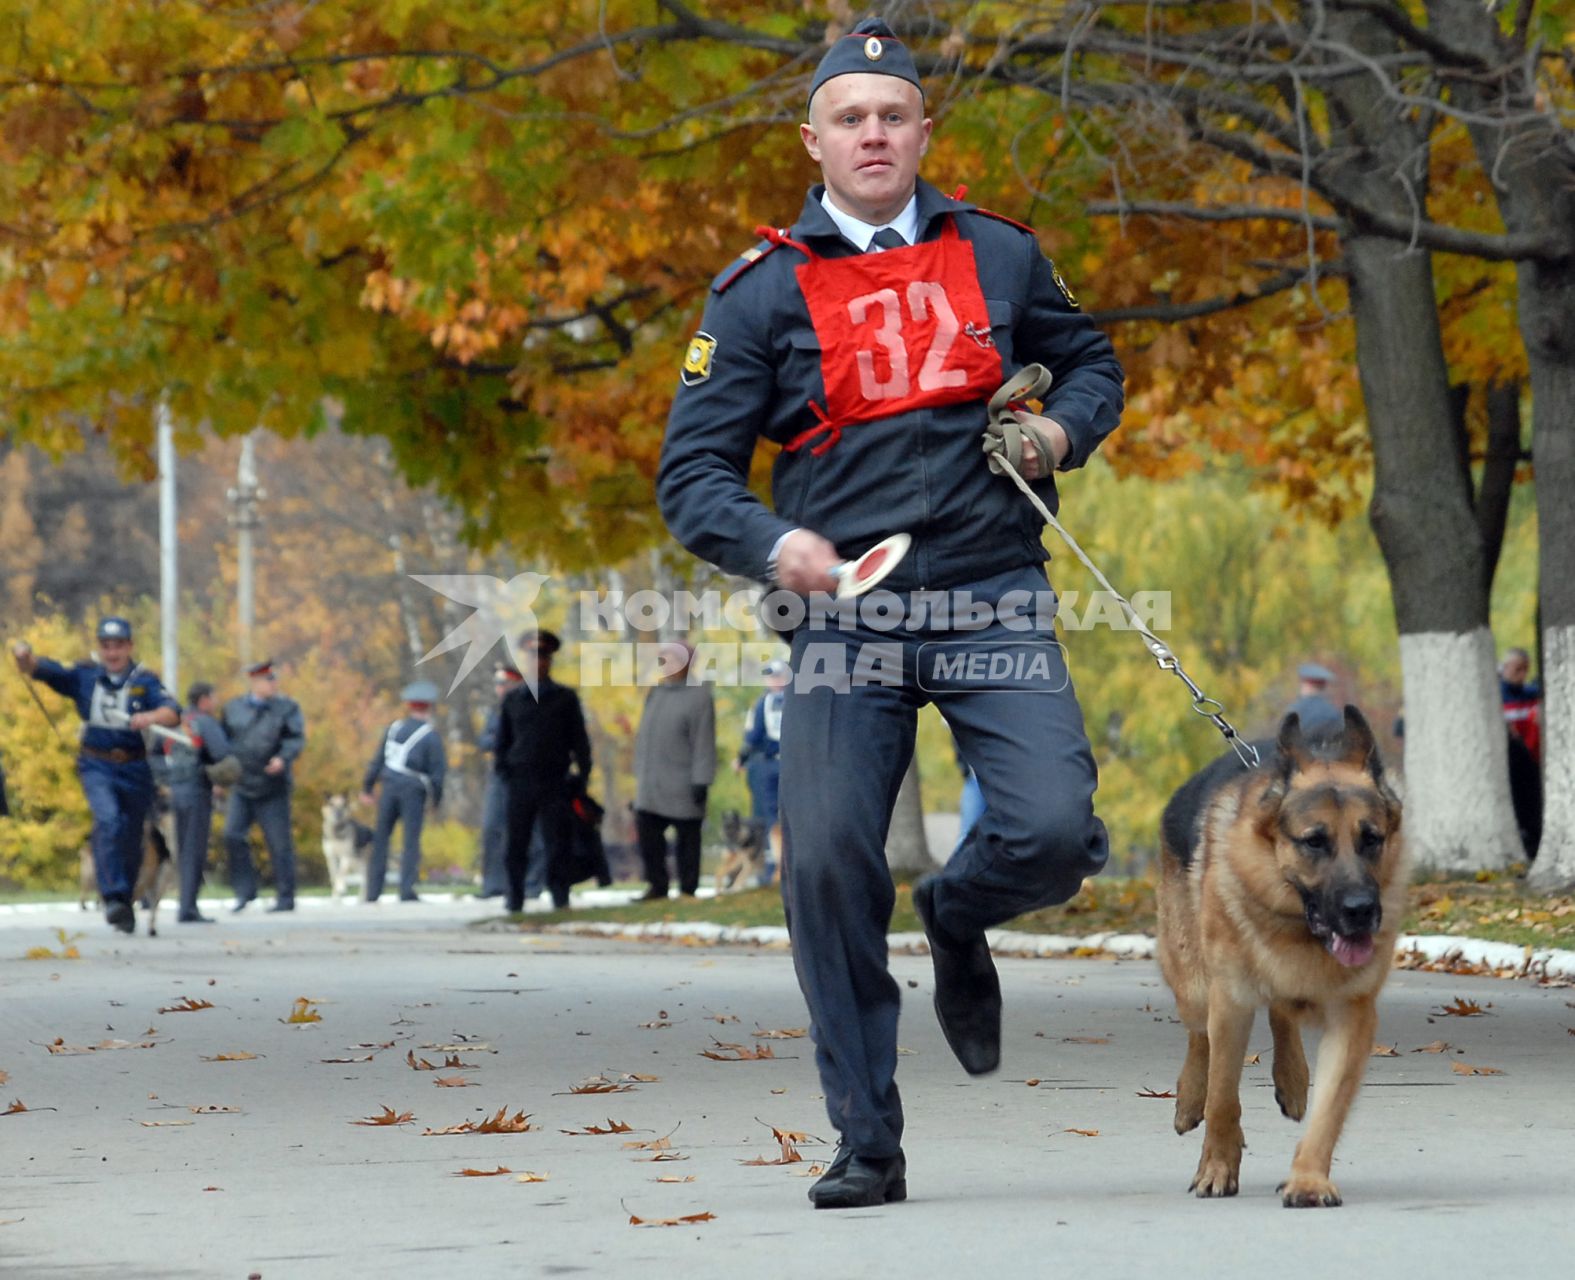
[493,663,524,684]
[1297,662,1335,684]
[808,17,922,112]
[521,630,562,656]
[245,658,275,677]
[96,616,133,642]
[401,680,439,705]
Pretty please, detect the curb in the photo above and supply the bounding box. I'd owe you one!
[526,920,1575,985]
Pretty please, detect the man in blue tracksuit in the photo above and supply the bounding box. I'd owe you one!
[658,20,1123,1209]
[12,617,180,933]
[360,680,448,902]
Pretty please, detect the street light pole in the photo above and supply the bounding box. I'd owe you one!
[157,399,178,694]
[227,433,264,667]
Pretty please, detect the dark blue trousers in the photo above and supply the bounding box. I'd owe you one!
[224,790,297,905]
[77,757,154,903]
[368,779,427,900]
[479,773,509,895]
[170,784,213,916]
[780,564,1109,1159]
[745,755,781,828]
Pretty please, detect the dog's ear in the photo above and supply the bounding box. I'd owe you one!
[1276,712,1313,770]
[1336,705,1380,776]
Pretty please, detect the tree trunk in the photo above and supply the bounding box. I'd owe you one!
[885,755,934,876]
[1320,6,1522,871]
[1422,0,1575,888]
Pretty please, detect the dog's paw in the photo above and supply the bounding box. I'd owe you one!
[1278,1172,1342,1208]
[1173,1101,1203,1135]
[1189,1154,1240,1199]
[1273,1080,1307,1122]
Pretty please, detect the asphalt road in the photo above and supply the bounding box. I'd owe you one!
[2,897,1572,1279]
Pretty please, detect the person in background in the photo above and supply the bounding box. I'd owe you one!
[634,641,717,900]
[361,680,448,903]
[735,658,788,878]
[476,664,520,899]
[221,659,306,913]
[1500,647,1542,764]
[12,618,180,933]
[161,681,233,924]
[1286,662,1343,740]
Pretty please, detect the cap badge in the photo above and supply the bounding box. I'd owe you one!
[864,35,884,61]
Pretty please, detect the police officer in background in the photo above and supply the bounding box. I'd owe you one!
[221,659,306,912]
[476,664,521,899]
[159,682,233,924]
[360,680,448,903]
[1287,662,1344,741]
[658,20,1123,1209]
[735,658,789,847]
[12,618,180,932]
[495,630,592,913]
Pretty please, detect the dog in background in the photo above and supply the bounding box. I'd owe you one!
[715,810,777,893]
[322,793,373,899]
[77,809,176,936]
[1156,705,1407,1208]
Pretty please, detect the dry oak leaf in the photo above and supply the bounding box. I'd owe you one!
[790,1163,828,1178]
[1450,1062,1505,1077]
[557,1076,635,1095]
[638,1020,672,1030]
[158,997,215,1014]
[1370,1044,1400,1058]
[623,1073,660,1083]
[453,1166,513,1177]
[139,1120,193,1127]
[434,1076,478,1088]
[1063,1036,1110,1045]
[1136,1088,1177,1099]
[4,1100,29,1115]
[515,1172,550,1183]
[349,1041,395,1051]
[407,1051,439,1071]
[629,1210,716,1228]
[281,998,322,1025]
[623,1136,674,1152]
[1412,1041,1452,1054]
[321,1055,373,1064]
[655,1175,697,1183]
[422,1107,536,1136]
[1436,997,1490,1017]
[752,1027,808,1040]
[419,1042,496,1054]
[561,1119,634,1136]
[352,1107,416,1127]
[44,1038,158,1055]
[705,1014,740,1024]
[1242,1053,1261,1066]
[1062,1128,1100,1137]
[1025,1079,1042,1087]
[638,1151,690,1163]
[202,1052,260,1062]
[444,1054,478,1069]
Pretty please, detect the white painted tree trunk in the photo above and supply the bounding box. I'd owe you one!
[1529,624,1575,891]
[885,755,934,875]
[1399,628,1524,874]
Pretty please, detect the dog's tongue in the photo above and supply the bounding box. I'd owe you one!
[1328,932,1376,968]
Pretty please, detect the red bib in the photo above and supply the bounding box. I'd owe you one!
[768,218,1003,455]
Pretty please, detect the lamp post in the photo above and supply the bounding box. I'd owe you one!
[226,433,265,667]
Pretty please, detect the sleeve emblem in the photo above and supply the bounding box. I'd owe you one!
[1052,269,1080,309]
[681,332,718,386]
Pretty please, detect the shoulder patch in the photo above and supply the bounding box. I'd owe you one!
[972,206,1038,237]
[712,238,781,294]
[680,332,717,385]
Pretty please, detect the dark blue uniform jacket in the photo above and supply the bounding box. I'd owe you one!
[32,659,178,756]
[657,179,1125,592]
[363,717,449,806]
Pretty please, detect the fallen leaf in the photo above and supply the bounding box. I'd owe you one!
[638,1151,689,1162]
[44,1038,158,1055]
[561,1119,634,1136]
[202,1187,222,1192]
[1450,1062,1504,1076]
[655,1175,697,1183]
[1136,1088,1177,1099]
[4,1100,28,1115]
[638,1020,672,1030]
[320,1055,373,1064]
[753,1027,808,1039]
[419,1042,496,1054]
[443,1054,478,1069]
[622,1073,660,1083]
[349,1041,395,1051]
[139,1120,193,1127]
[406,1051,438,1071]
[1436,997,1490,1017]
[202,1052,260,1062]
[351,1106,416,1127]
[434,1076,478,1088]
[629,1210,716,1227]
[422,1107,535,1135]
[1411,1041,1452,1054]
[1242,1053,1261,1066]
[281,998,322,1025]
[557,1076,636,1095]
[1063,1036,1110,1045]
[453,1166,513,1177]
[158,997,215,1014]
[790,1163,827,1178]
[1025,1078,1042,1087]
[623,1136,673,1152]
[186,1105,242,1114]
[515,1172,550,1183]
[1370,1044,1400,1058]
[0,1072,6,1086]
[1062,1128,1100,1137]
[700,1042,777,1062]
[705,1014,739,1024]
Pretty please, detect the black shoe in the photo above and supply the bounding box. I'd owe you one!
[177,912,215,924]
[808,1145,907,1209]
[105,899,135,934]
[475,890,503,900]
[638,887,669,902]
[913,877,1001,1075]
[265,900,294,913]
[503,899,523,914]
[399,894,422,903]
[231,896,254,914]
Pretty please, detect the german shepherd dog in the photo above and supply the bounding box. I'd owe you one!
[77,808,176,936]
[1157,706,1407,1208]
[715,810,775,893]
[321,793,374,899]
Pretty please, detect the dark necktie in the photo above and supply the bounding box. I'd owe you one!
[871,227,907,251]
